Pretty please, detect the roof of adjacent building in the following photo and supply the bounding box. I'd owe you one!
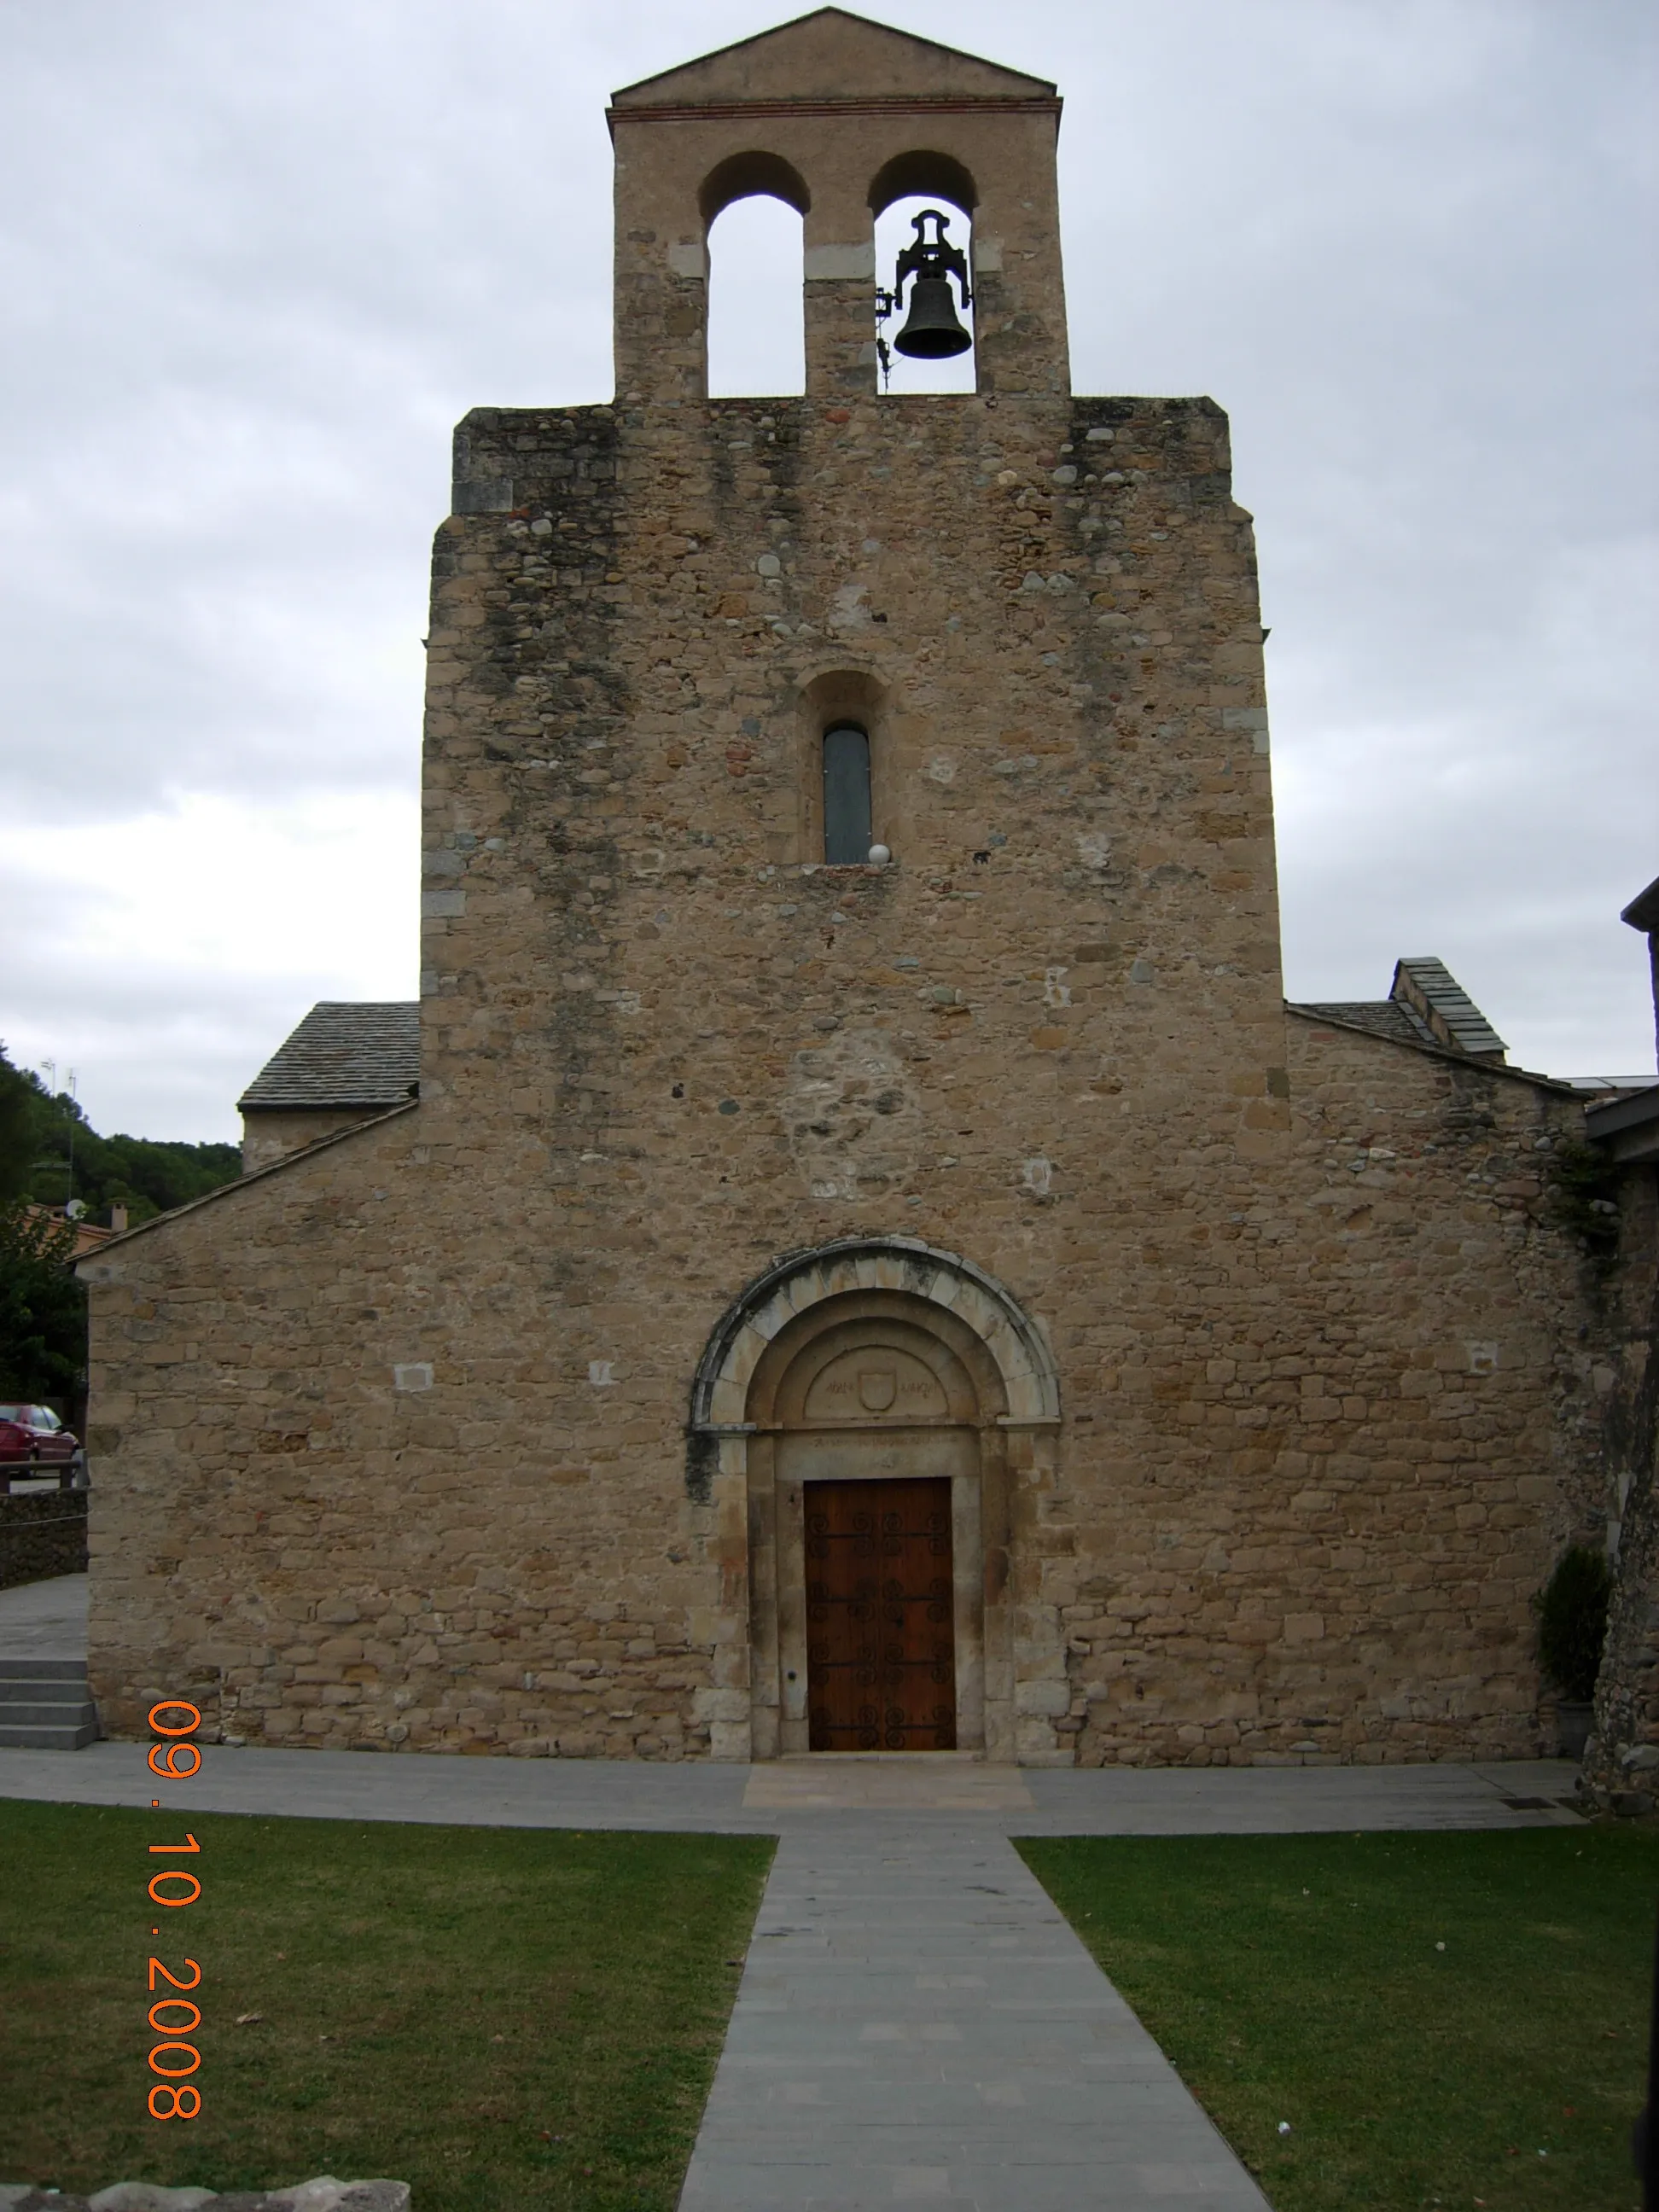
[1287,999,1430,1049]
[238,1003,419,1113]
[1388,956,1508,1060]
[1289,955,1509,1063]
[1622,874,1659,934]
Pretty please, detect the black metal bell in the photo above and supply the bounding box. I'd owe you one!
[894,275,972,359]
[881,208,974,367]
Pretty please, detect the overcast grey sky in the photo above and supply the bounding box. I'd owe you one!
[0,0,1654,1141]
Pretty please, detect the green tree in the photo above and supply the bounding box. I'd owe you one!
[0,1201,86,1410]
[0,1042,240,1226]
[0,1051,40,1203]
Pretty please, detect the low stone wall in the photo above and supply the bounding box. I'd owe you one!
[0,2179,408,2212]
[0,1488,89,1592]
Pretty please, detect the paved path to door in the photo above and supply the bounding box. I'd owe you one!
[682,1757,1579,2209]
[680,1818,1268,2209]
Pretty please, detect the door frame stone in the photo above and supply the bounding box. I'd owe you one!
[687,1237,1062,1761]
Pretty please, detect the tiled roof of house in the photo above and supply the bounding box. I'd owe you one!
[238,1002,419,1112]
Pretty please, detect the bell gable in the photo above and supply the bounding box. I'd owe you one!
[610,6,1057,113]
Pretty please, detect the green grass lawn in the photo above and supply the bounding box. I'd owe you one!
[0,1800,772,2210]
[1019,1825,1655,2211]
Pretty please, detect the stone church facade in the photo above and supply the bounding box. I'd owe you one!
[79,9,1641,1769]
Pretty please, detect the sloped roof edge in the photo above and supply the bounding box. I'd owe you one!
[1287,1002,1580,1095]
[73,1099,420,1267]
[1391,956,1508,1061]
[612,6,1056,108]
[1621,874,1659,934]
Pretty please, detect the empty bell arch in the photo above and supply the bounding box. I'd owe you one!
[701,152,811,399]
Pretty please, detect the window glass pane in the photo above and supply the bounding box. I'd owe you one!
[823,725,871,864]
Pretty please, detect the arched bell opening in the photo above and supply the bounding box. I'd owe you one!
[869,150,977,224]
[701,152,811,399]
[701,150,812,224]
[688,1235,1060,1762]
[869,152,979,397]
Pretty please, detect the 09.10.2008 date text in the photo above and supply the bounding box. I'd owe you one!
[147,1697,204,2121]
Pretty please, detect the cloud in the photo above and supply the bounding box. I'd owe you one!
[0,789,418,1140]
[1,0,1654,1139]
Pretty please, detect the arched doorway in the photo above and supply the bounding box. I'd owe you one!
[763,1295,994,1753]
[688,1237,1061,1760]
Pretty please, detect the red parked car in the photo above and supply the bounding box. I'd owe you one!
[0,1405,87,1488]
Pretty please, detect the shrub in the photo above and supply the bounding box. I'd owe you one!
[1548,1138,1621,1260]
[1535,1545,1613,1703]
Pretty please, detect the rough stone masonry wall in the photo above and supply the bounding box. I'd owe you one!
[1061,1018,1607,1767]
[422,385,1295,1763]
[80,387,1607,1763]
[0,1488,88,1592]
[82,1105,725,1759]
[241,1106,387,1175]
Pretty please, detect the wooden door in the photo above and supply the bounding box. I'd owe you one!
[805,1477,956,1750]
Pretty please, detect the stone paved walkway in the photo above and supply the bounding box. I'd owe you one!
[0,1733,1586,1834]
[0,1570,86,1657]
[680,1819,1269,2209]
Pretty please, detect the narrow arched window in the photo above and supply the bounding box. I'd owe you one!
[823,725,871,864]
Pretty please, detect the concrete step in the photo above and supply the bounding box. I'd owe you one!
[0,1695,98,1726]
[0,1676,91,1704]
[0,1718,101,1750]
[0,1659,100,1746]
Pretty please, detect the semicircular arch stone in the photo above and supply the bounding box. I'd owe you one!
[689,1235,1059,1441]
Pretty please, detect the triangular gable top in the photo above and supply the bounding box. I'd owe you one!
[611,7,1057,111]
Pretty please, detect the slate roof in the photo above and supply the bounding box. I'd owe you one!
[1288,1000,1432,1048]
[1290,955,1511,1065]
[238,1003,419,1112]
[1390,956,1509,1061]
